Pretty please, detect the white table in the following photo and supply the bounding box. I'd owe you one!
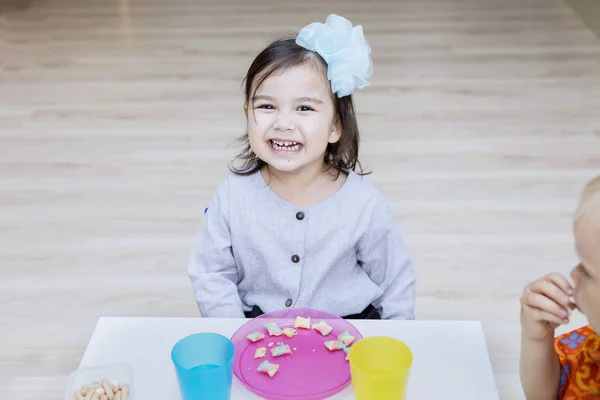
[79,317,499,399]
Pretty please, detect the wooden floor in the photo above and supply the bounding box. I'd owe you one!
[2,0,600,398]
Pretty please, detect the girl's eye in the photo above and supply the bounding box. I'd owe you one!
[256,104,275,110]
[298,105,314,112]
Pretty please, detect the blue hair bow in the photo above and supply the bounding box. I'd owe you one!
[296,14,373,98]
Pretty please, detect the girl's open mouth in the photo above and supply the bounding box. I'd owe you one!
[269,139,303,152]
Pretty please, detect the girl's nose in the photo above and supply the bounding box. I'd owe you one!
[273,114,296,132]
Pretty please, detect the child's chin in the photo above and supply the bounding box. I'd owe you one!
[576,304,598,331]
[267,160,302,173]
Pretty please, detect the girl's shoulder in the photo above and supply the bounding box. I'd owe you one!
[206,172,262,213]
[345,171,393,208]
[555,325,598,359]
[217,170,263,194]
[340,171,398,224]
[345,170,384,198]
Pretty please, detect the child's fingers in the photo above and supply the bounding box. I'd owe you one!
[523,290,569,320]
[543,273,574,296]
[528,306,566,326]
[529,278,571,307]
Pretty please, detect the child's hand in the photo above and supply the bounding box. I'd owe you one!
[520,273,575,342]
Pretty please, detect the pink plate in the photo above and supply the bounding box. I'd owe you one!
[231,308,362,400]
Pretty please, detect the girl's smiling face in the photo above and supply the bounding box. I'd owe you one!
[246,61,341,175]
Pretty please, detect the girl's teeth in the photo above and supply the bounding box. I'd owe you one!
[273,140,297,146]
[271,140,300,151]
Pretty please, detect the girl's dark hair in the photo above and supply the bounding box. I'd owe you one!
[229,38,368,177]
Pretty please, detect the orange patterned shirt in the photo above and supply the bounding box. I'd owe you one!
[555,325,600,399]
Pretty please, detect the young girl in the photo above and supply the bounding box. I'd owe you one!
[187,14,416,320]
[520,175,600,399]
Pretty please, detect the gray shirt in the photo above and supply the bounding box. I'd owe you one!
[188,170,415,320]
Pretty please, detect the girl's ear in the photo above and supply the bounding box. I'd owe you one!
[244,104,248,118]
[328,119,342,144]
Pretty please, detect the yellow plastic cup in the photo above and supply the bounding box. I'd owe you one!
[348,336,413,400]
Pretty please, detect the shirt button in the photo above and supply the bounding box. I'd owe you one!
[296,212,305,221]
[285,299,293,307]
[291,255,300,263]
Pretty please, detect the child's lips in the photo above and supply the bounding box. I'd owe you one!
[569,297,579,311]
[268,139,303,153]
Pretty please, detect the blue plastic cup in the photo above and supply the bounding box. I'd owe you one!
[171,333,235,400]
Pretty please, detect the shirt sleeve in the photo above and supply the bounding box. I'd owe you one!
[357,196,416,320]
[187,178,245,318]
